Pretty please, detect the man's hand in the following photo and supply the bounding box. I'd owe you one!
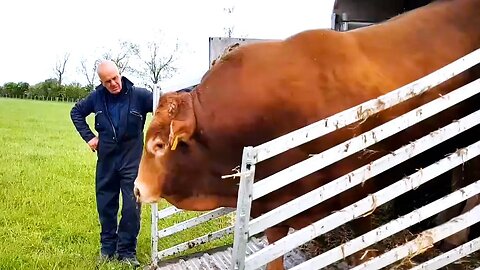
[87,137,99,152]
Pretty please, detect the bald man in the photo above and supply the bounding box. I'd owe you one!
[70,60,152,267]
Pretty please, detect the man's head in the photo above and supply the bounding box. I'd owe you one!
[97,60,122,94]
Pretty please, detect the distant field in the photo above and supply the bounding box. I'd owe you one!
[0,98,232,270]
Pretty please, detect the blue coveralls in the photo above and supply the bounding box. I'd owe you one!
[70,77,153,258]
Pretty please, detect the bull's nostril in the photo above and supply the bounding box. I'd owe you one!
[134,187,141,202]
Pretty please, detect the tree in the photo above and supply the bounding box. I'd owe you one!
[31,79,61,98]
[223,5,236,37]
[102,40,140,75]
[54,53,70,86]
[79,57,100,91]
[222,3,248,39]
[64,82,89,100]
[17,82,29,97]
[138,40,178,90]
[2,82,29,97]
[3,82,16,96]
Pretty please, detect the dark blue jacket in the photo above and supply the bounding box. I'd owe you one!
[70,76,153,160]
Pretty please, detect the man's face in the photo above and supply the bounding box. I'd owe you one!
[100,71,122,94]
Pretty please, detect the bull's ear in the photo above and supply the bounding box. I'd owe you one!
[146,135,166,157]
[167,93,196,150]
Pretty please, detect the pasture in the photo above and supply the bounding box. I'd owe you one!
[0,98,232,270]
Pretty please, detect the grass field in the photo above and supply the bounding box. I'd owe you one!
[0,98,232,270]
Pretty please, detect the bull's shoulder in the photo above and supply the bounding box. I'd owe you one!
[283,28,361,61]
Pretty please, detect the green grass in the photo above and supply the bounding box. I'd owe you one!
[0,98,233,270]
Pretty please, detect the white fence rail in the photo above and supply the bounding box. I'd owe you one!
[290,180,480,270]
[157,226,234,259]
[158,207,234,238]
[351,204,480,270]
[150,204,235,262]
[410,236,480,270]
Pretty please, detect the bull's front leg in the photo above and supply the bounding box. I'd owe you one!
[439,160,480,251]
[264,226,289,270]
[339,180,379,265]
[441,195,480,250]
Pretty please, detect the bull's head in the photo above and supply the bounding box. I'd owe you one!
[134,91,196,204]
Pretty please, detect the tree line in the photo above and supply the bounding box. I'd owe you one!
[0,79,91,102]
[0,37,179,102]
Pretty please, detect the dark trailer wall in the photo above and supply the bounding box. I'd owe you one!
[331,0,434,31]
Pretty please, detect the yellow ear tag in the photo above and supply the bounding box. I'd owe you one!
[171,136,179,151]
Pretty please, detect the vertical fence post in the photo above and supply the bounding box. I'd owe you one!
[153,84,160,114]
[151,83,161,266]
[151,203,159,265]
[232,146,256,270]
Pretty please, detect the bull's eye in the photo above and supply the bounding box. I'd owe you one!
[178,141,188,148]
[178,141,189,151]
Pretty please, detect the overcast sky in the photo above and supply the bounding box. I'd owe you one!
[0,0,335,88]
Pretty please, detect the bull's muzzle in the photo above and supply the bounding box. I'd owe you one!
[133,177,160,204]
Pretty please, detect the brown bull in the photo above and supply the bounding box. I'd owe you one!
[135,0,480,269]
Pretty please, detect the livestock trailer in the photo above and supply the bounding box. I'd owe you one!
[331,0,433,31]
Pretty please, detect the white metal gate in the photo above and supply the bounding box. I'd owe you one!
[149,48,480,269]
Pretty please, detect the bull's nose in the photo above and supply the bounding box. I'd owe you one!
[134,186,141,202]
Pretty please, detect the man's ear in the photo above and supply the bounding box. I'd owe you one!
[167,93,196,150]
